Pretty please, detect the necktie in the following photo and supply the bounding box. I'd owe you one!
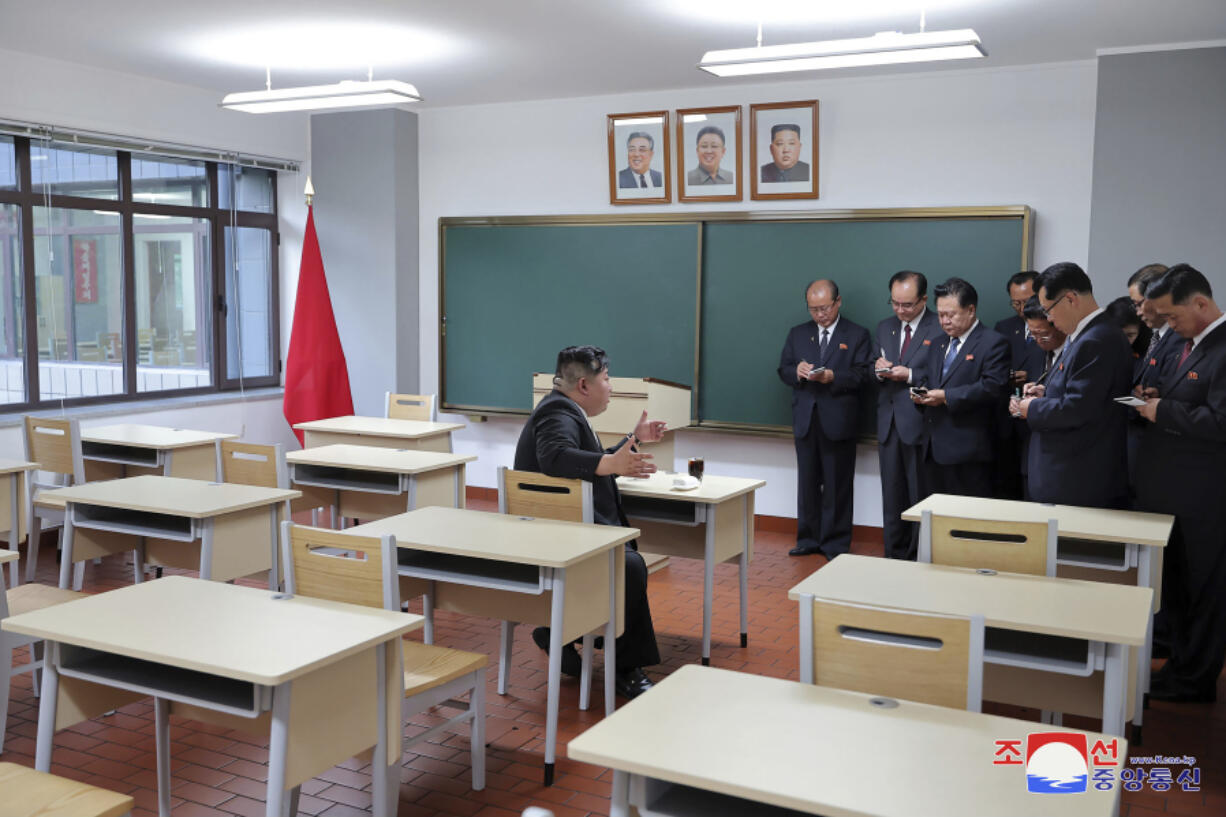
[942,337,961,379]
[1025,331,1035,347]
[638,174,647,189]
[820,328,830,361]
[1145,330,1160,360]
[899,323,913,359]
[1045,349,1055,373]
[1178,339,1193,367]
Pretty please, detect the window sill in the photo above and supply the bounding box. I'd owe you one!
[0,386,284,428]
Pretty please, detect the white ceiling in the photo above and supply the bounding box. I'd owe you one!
[0,0,1223,108]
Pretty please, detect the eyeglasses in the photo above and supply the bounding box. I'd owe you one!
[1038,294,1071,319]
[808,303,837,315]
[887,299,921,310]
[1130,299,1146,309]
[1009,299,1029,309]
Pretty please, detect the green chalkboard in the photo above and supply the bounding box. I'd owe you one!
[697,217,1028,430]
[442,222,700,413]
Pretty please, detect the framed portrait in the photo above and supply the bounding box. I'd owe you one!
[750,100,819,201]
[676,105,742,203]
[607,111,671,205]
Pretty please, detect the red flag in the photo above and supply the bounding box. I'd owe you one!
[283,206,353,445]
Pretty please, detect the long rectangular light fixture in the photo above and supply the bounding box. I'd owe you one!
[221,79,422,113]
[699,29,986,77]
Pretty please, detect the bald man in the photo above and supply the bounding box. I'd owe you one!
[777,279,871,558]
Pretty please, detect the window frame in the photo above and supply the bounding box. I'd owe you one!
[0,134,281,410]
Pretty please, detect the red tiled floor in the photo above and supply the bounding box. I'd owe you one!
[4,498,1221,816]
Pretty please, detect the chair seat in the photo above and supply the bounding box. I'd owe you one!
[0,761,134,817]
[402,640,487,698]
[7,583,88,617]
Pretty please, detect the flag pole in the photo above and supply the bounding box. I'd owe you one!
[304,176,315,207]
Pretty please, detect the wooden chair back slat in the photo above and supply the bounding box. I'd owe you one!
[929,514,1054,576]
[498,468,590,523]
[281,523,396,610]
[23,416,82,482]
[385,392,437,421]
[220,440,284,489]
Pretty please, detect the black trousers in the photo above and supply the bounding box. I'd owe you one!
[1157,517,1226,695]
[794,409,856,556]
[926,454,993,499]
[878,425,927,560]
[538,544,659,671]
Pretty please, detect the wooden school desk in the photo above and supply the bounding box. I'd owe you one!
[80,423,236,481]
[293,415,464,452]
[285,444,474,522]
[0,458,36,585]
[568,664,1124,817]
[42,475,299,589]
[788,555,1152,737]
[343,505,633,785]
[2,576,418,817]
[903,493,1173,738]
[616,471,765,665]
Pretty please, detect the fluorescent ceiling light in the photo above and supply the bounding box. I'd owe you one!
[699,29,986,76]
[221,79,422,114]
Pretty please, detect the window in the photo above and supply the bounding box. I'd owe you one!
[0,203,22,404]
[0,134,283,410]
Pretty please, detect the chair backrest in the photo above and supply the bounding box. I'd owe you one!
[920,511,1057,576]
[280,521,399,611]
[385,392,437,421]
[219,440,287,489]
[811,598,984,711]
[23,416,85,484]
[497,467,593,523]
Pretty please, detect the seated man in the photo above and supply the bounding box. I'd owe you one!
[513,345,665,699]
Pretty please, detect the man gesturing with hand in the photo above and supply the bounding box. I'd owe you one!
[513,345,663,699]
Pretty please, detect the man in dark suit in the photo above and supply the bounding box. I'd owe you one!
[1011,297,1067,499]
[514,345,664,699]
[910,277,1011,497]
[1134,265,1226,703]
[993,271,1040,497]
[778,279,871,558]
[1129,264,1181,392]
[1014,262,1133,508]
[617,132,664,189]
[873,270,944,559]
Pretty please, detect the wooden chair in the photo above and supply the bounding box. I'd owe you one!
[385,392,437,422]
[919,511,1058,576]
[495,467,603,710]
[1,549,89,754]
[280,522,486,791]
[810,597,985,711]
[0,761,133,817]
[22,417,142,589]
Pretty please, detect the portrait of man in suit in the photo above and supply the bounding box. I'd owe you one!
[617,131,663,189]
[760,123,810,183]
[686,125,734,186]
[777,279,871,559]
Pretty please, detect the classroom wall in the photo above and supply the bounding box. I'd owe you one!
[1088,45,1226,290]
[417,60,1100,522]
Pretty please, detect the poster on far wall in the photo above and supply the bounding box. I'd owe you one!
[607,110,671,205]
[750,100,819,201]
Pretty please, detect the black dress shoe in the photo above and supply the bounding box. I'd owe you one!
[532,626,582,678]
[788,544,824,557]
[614,668,654,699]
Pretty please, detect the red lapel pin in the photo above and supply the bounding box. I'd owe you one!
[1189,371,1199,380]
[965,353,974,361]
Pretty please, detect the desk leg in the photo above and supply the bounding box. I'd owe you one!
[544,568,567,786]
[1137,546,1156,710]
[266,681,292,817]
[1102,643,1127,738]
[58,515,75,590]
[609,770,631,817]
[423,582,435,645]
[7,473,18,588]
[739,494,749,649]
[199,520,214,581]
[606,548,617,716]
[578,633,594,711]
[798,595,814,684]
[1133,611,1153,745]
[371,641,397,817]
[701,507,715,666]
[154,697,172,817]
[34,642,59,772]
